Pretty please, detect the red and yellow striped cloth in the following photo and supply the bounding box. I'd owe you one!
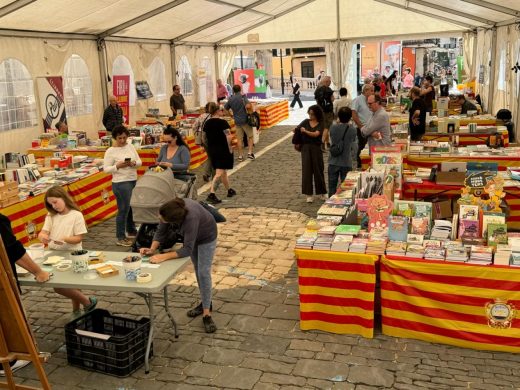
[295,249,378,338]
[258,100,289,129]
[381,255,520,353]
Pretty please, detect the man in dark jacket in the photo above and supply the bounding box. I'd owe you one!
[102,95,124,132]
[314,75,334,146]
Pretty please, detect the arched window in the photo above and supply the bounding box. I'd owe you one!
[63,54,93,116]
[200,56,214,106]
[177,56,193,95]
[0,58,37,131]
[147,57,167,102]
[112,55,136,105]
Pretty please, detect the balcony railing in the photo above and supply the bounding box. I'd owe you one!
[268,77,319,93]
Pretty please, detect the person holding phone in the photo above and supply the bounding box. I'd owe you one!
[103,125,142,246]
[156,126,191,181]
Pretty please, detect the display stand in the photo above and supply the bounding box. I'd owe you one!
[0,238,51,390]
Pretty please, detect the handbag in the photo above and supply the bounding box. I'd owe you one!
[291,127,303,152]
[329,125,347,157]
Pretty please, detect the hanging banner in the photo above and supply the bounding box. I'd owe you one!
[381,41,401,78]
[135,81,153,100]
[113,75,130,125]
[233,69,266,98]
[36,76,67,132]
[402,48,416,78]
[361,42,380,80]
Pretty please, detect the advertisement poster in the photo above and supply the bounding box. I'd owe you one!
[233,69,266,98]
[381,41,401,78]
[36,76,67,131]
[113,75,130,125]
[136,81,153,100]
[401,47,416,77]
[361,42,380,79]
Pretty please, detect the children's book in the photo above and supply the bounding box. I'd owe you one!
[410,216,430,236]
[487,223,508,246]
[482,212,506,238]
[335,225,361,235]
[458,219,480,239]
[459,205,479,221]
[388,215,408,242]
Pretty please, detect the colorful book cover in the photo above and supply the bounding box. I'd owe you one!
[459,205,480,221]
[393,200,414,218]
[407,234,424,244]
[487,223,508,246]
[482,212,506,238]
[413,202,432,219]
[388,215,408,242]
[458,219,480,239]
[410,216,430,236]
[335,224,361,235]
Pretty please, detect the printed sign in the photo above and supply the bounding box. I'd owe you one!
[233,69,266,98]
[381,41,401,78]
[136,81,153,100]
[361,42,380,79]
[36,76,67,131]
[113,75,130,125]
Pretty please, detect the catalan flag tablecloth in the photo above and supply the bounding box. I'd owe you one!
[258,100,289,129]
[422,131,509,147]
[295,249,378,338]
[380,255,520,353]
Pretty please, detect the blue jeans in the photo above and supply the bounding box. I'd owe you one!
[328,164,350,197]
[191,239,216,310]
[112,180,137,240]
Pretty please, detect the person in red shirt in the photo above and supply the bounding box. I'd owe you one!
[216,79,228,103]
[379,76,387,98]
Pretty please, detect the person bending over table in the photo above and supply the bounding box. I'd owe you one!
[139,198,218,333]
[156,125,191,181]
[0,213,50,376]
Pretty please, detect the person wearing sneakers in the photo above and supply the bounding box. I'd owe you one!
[0,213,50,376]
[298,104,327,203]
[103,125,142,246]
[224,84,255,161]
[139,198,218,333]
[203,102,236,204]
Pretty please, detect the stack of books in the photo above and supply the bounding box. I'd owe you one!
[317,226,337,237]
[316,215,343,226]
[313,236,334,250]
[317,204,348,217]
[494,244,512,266]
[468,245,493,265]
[430,220,452,240]
[349,238,368,253]
[295,231,317,249]
[330,235,352,252]
[405,244,425,258]
[424,240,445,261]
[366,237,387,255]
[386,241,407,256]
[335,224,361,236]
[445,242,468,262]
[511,252,520,267]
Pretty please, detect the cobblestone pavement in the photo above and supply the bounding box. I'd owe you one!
[14,124,520,389]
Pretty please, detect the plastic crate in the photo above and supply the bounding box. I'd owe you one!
[65,309,153,377]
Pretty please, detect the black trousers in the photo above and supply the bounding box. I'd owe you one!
[301,143,326,196]
[290,94,303,108]
[356,127,367,169]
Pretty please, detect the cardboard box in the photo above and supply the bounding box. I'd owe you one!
[1,195,19,208]
[0,187,19,201]
[435,171,466,186]
[431,197,453,219]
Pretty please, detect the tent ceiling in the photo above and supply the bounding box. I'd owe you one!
[0,0,518,44]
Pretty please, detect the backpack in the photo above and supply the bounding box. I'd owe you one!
[329,125,347,157]
[315,86,333,112]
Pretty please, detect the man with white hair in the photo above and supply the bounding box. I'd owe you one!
[351,84,374,168]
[314,75,335,146]
[102,95,124,133]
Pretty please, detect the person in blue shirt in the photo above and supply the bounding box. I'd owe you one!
[224,85,255,161]
[157,126,191,181]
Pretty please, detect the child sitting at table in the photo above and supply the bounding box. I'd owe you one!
[38,186,97,318]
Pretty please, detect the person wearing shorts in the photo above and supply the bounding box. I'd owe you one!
[224,84,255,161]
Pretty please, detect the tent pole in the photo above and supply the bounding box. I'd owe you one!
[336,0,341,88]
[214,45,220,86]
[471,31,478,78]
[487,27,497,113]
[171,42,177,88]
[97,38,108,108]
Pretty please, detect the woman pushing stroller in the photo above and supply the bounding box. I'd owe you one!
[139,198,218,333]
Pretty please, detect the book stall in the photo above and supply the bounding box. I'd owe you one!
[255,99,289,129]
[294,136,520,351]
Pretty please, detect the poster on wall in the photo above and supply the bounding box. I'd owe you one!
[36,76,67,132]
[136,81,153,100]
[401,48,416,77]
[113,75,130,125]
[381,41,401,78]
[361,42,380,80]
[233,69,266,98]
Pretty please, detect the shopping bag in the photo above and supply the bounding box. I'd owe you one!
[253,126,260,144]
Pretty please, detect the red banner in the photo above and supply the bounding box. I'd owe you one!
[113,75,130,125]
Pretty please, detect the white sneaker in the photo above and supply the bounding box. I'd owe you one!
[320,194,329,200]
[0,360,31,376]
[306,196,314,203]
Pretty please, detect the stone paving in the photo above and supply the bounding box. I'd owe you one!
[13,122,520,389]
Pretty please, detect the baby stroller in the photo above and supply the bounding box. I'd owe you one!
[130,167,197,252]
[130,167,225,252]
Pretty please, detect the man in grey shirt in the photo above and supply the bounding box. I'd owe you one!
[361,94,391,151]
[351,84,374,168]
[225,85,254,161]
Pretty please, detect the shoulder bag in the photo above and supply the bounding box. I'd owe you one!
[329,125,347,157]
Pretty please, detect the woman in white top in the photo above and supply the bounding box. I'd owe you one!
[103,125,142,246]
[38,185,96,317]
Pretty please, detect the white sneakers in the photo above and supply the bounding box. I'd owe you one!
[306,195,327,203]
[0,360,31,376]
[306,196,314,203]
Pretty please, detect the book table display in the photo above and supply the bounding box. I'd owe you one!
[256,99,289,128]
[380,255,520,353]
[294,249,378,338]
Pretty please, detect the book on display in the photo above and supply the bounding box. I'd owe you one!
[405,244,425,258]
[318,204,348,216]
[468,245,493,264]
[494,244,511,266]
[331,235,351,252]
[487,223,508,246]
[407,234,424,245]
[445,243,468,262]
[388,215,408,242]
[335,225,361,235]
[349,238,368,253]
[481,212,506,238]
[386,241,407,256]
[430,220,452,240]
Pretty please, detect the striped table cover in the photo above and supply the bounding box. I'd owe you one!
[295,249,378,338]
[258,100,289,129]
[381,255,520,353]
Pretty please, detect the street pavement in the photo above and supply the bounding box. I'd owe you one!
[13,113,520,389]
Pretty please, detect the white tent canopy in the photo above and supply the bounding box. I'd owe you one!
[0,0,519,152]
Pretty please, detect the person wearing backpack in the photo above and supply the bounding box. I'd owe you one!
[328,107,357,197]
[314,76,334,146]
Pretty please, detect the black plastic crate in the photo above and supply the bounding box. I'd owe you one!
[65,309,153,377]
